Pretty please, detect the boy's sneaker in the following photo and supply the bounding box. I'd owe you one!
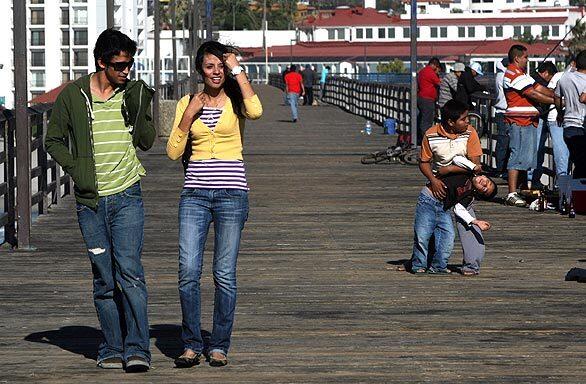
[125,356,150,373]
[505,192,526,207]
[427,267,451,275]
[97,357,124,369]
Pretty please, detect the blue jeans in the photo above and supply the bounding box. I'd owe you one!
[76,182,150,364]
[507,122,538,171]
[287,92,299,120]
[411,189,455,271]
[178,188,249,356]
[494,113,509,174]
[548,120,570,178]
[529,119,547,185]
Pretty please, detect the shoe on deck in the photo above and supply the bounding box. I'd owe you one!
[97,357,123,369]
[427,267,451,275]
[125,356,150,373]
[505,192,526,207]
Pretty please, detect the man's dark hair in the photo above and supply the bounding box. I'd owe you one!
[475,177,498,201]
[576,50,586,70]
[537,61,558,75]
[93,29,137,70]
[441,99,468,126]
[428,57,440,67]
[508,44,527,64]
[290,64,297,71]
[326,65,331,70]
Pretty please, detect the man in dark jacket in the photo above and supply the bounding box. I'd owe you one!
[455,62,487,109]
[44,29,155,373]
[301,65,316,106]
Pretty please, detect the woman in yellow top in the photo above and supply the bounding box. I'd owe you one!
[167,41,262,368]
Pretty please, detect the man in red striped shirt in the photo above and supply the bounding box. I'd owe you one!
[503,45,553,207]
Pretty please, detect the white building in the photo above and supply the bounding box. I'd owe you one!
[0,0,147,109]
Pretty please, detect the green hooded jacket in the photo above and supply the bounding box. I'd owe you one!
[45,74,156,209]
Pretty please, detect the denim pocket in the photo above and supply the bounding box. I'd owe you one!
[225,188,248,198]
[122,183,142,199]
[76,202,88,213]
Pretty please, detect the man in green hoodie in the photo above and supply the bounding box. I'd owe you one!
[45,29,155,373]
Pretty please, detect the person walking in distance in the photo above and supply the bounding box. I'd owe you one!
[302,65,316,106]
[438,62,464,108]
[44,29,155,372]
[284,64,304,122]
[320,65,330,100]
[417,58,442,145]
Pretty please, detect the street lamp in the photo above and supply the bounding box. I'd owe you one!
[290,39,296,65]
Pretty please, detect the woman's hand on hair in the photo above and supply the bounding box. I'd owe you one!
[223,53,239,71]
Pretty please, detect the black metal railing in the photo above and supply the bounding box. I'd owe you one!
[0,106,71,247]
[269,73,556,188]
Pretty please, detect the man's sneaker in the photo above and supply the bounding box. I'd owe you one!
[125,356,150,373]
[97,357,124,369]
[427,267,451,275]
[505,192,526,207]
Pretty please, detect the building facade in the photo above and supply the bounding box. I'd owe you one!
[0,0,147,109]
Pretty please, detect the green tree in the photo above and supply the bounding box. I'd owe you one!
[377,59,406,73]
[568,20,586,56]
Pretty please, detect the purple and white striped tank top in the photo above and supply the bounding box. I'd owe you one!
[183,106,249,191]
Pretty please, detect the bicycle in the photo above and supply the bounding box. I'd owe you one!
[361,134,420,165]
[467,111,485,138]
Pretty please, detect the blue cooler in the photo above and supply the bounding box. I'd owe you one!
[383,118,396,135]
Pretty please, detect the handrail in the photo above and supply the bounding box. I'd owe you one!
[1,106,72,247]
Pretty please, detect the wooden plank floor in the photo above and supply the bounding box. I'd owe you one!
[1,85,585,383]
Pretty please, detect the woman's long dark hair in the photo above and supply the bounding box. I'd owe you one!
[195,41,245,118]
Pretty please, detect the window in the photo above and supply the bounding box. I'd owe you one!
[74,29,88,45]
[514,26,521,37]
[388,27,395,38]
[365,28,373,39]
[542,25,549,36]
[328,29,335,40]
[31,71,45,87]
[62,29,70,45]
[552,25,560,37]
[31,9,44,24]
[458,26,465,38]
[31,30,45,46]
[496,26,503,37]
[31,50,45,66]
[378,28,385,38]
[61,8,69,24]
[431,27,438,38]
[31,0,45,3]
[61,49,70,66]
[356,28,363,39]
[440,27,447,38]
[74,49,88,66]
[62,70,70,83]
[524,26,531,35]
[73,8,88,24]
[337,28,345,40]
[74,70,86,79]
[403,27,410,38]
[468,26,475,38]
[486,26,493,38]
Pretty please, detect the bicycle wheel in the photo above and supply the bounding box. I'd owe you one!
[361,150,388,164]
[401,148,420,165]
[467,112,485,138]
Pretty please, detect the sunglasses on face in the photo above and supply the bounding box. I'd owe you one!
[107,59,134,72]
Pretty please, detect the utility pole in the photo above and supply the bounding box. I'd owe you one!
[263,0,268,84]
[410,0,418,147]
[13,0,33,250]
[107,0,114,29]
[205,0,213,41]
[171,0,179,99]
[154,0,161,131]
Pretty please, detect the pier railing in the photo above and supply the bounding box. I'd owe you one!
[0,106,71,247]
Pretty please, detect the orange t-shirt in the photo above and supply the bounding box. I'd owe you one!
[420,123,482,169]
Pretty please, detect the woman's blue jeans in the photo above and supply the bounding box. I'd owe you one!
[178,188,249,356]
[411,189,455,271]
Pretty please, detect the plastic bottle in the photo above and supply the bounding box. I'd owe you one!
[365,120,372,135]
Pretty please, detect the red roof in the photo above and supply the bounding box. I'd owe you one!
[304,6,568,27]
[29,81,71,105]
[241,39,565,61]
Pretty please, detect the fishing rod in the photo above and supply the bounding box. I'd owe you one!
[541,12,586,63]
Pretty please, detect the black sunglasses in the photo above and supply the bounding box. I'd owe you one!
[108,59,134,72]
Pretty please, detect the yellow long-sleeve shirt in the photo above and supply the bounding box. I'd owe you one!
[167,94,262,161]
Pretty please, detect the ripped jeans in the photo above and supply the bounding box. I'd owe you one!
[76,182,150,364]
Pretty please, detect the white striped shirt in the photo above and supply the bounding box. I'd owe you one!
[184,107,249,191]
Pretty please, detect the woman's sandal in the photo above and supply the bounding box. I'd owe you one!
[174,350,202,368]
[209,352,228,367]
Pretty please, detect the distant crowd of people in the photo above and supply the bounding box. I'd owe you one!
[281,64,330,122]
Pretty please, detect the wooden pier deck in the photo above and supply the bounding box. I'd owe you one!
[1,85,585,383]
